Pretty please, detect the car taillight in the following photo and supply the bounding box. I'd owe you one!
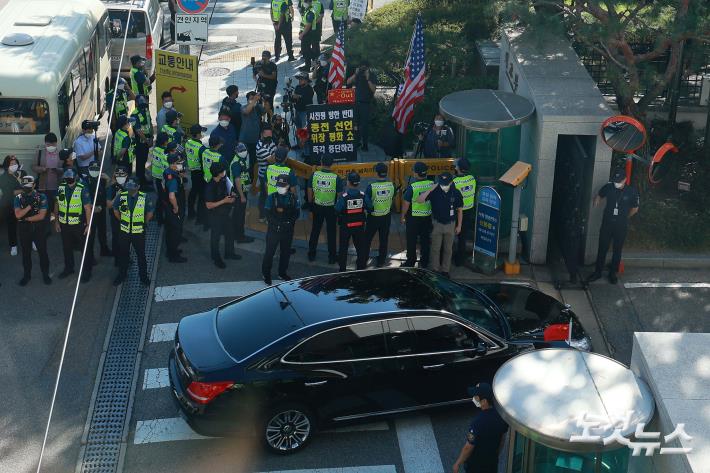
[544,323,570,342]
[146,34,153,60]
[186,381,234,404]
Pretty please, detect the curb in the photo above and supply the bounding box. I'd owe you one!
[623,256,710,270]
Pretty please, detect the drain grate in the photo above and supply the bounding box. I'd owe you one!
[78,221,160,473]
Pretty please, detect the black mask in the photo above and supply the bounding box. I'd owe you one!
[262,137,272,143]
[22,186,33,193]
[65,179,75,186]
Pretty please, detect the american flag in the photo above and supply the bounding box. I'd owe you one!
[392,14,426,134]
[328,21,346,89]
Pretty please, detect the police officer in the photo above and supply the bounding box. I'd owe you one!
[107,77,134,151]
[151,132,170,225]
[262,174,300,284]
[298,0,318,70]
[307,154,342,263]
[204,162,241,268]
[14,175,51,286]
[161,110,184,144]
[331,0,349,32]
[163,151,187,263]
[335,172,369,271]
[365,162,395,267]
[106,167,128,267]
[313,53,330,104]
[400,162,433,268]
[129,55,154,98]
[265,147,297,196]
[271,0,295,61]
[587,168,640,284]
[131,94,153,188]
[453,158,477,266]
[230,143,255,244]
[54,168,93,280]
[185,123,207,221]
[112,179,153,286]
[85,161,112,259]
[453,382,509,473]
[113,115,135,171]
[309,0,324,60]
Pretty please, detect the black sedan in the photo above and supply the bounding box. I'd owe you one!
[169,268,592,453]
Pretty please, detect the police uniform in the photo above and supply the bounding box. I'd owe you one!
[113,185,153,285]
[131,98,153,186]
[271,0,294,60]
[83,167,112,263]
[185,134,206,221]
[335,174,369,271]
[151,138,169,225]
[299,5,318,68]
[331,0,349,32]
[262,179,300,284]
[106,176,126,267]
[403,175,434,268]
[55,176,93,278]
[113,120,135,171]
[453,165,477,265]
[307,165,342,262]
[462,406,508,473]
[130,56,152,97]
[204,164,240,267]
[163,161,186,262]
[265,160,296,196]
[365,174,395,267]
[229,148,253,241]
[14,184,51,284]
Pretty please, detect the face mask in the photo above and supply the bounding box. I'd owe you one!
[237,151,248,159]
[46,145,57,153]
[472,397,481,408]
[320,60,328,66]
[138,61,146,68]
[23,185,33,193]
[85,131,94,137]
[89,170,100,178]
[434,120,444,127]
[440,184,451,192]
[219,120,230,128]
[262,136,272,143]
[116,176,127,185]
[176,164,184,172]
[9,164,19,173]
[66,179,75,186]
[164,101,173,109]
[614,181,625,189]
[277,187,288,195]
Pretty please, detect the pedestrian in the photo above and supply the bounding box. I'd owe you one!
[73,120,100,172]
[587,168,640,285]
[292,72,314,130]
[213,108,238,165]
[14,175,51,286]
[266,146,297,198]
[256,127,278,220]
[113,115,135,171]
[307,154,341,264]
[84,161,112,261]
[253,50,278,109]
[346,62,377,151]
[156,91,175,132]
[129,55,154,98]
[185,124,207,222]
[204,162,241,268]
[112,179,153,286]
[271,0,295,62]
[313,53,330,104]
[262,174,300,284]
[240,91,265,174]
[31,133,62,227]
[221,85,242,138]
[335,171,369,271]
[271,113,290,146]
[298,0,318,70]
[1,155,25,256]
[53,168,93,280]
[416,172,462,278]
[131,94,153,188]
[230,143,255,244]
[365,162,395,267]
[331,0,349,32]
[106,167,128,268]
[452,158,477,266]
[161,110,185,144]
[163,151,187,263]
[400,162,433,268]
[422,113,455,158]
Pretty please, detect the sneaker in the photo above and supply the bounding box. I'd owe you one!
[18,276,30,286]
[113,275,124,287]
[236,236,255,243]
[225,253,242,260]
[608,273,618,285]
[58,269,74,279]
[43,274,52,285]
[214,259,226,269]
[32,242,37,252]
[263,274,272,285]
[140,276,151,286]
[10,246,17,256]
[307,251,316,262]
[278,273,292,281]
[586,271,602,283]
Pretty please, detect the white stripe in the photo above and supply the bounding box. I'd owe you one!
[323,421,389,433]
[154,280,273,302]
[395,416,445,473]
[149,322,178,342]
[210,22,284,31]
[624,282,710,289]
[142,368,169,389]
[255,468,397,473]
[211,12,273,19]
[213,2,271,10]
[134,417,210,444]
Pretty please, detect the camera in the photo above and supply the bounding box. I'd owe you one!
[413,121,429,137]
[84,120,100,130]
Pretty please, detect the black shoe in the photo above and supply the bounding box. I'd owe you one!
[214,259,226,269]
[113,275,124,286]
[328,255,337,264]
[168,256,188,263]
[100,247,113,257]
[442,272,450,279]
[225,253,242,260]
[236,236,255,243]
[288,55,296,61]
[278,273,292,281]
[58,269,74,279]
[43,274,52,285]
[400,261,414,268]
[140,276,151,286]
[19,276,30,286]
[608,273,618,284]
[263,274,272,285]
[81,272,92,283]
[307,251,316,262]
[586,271,602,283]
[274,54,280,62]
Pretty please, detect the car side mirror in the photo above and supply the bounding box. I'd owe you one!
[472,342,488,356]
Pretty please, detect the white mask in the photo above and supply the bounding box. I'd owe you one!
[237,151,248,159]
[9,164,19,173]
[614,181,625,189]
[277,187,288,195]
[472,397,481,408]
[164,101,173,109]
[116,176,127,185]
[440,184,451,192]
[89,170,100,178]
[46,145,57,153]
[85,131,94,137]
[434,120,444,127]
[176,164,184,172]
[320,60,328,66]
[219,120,230,128]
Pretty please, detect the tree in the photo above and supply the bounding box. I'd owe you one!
[506,0,710,120]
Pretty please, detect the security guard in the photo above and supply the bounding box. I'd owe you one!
[14,175,51,286]
[262,174,300,285]
[587,168,640,284]
[307,154,342,263]
[365,162,395,267]
[131,94,153,187]
[265,146,296,196]
[185,123,207,221]
[106,167,128,268]
[113,115,135,171]
[129,55,154,98]
[298,0,318,70]
[453,158,477,266]
[112,179,153,286]
[400,161,433,268]
[230,143,255,244]
[85,161,112,262]
[335,171,370,272]
[271,0,295,61]
[161,110,184,144]
[151,132,170,225]
[54,168,93,280]
[163,151,187,263]
[331,0,349,32]
[204,162,241,268]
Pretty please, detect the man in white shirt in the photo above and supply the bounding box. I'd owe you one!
[73,120,101,171]
[156,91,175,132]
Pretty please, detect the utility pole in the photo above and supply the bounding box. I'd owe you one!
[667,40,685,128]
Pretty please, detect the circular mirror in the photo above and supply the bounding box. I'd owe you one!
[601,115,647,153]
[649,142,678,184]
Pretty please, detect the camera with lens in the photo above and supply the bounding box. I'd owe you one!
[281,77,295,110]
[413,121,429,137]
[256,81,271,101]
[84,120,100,130]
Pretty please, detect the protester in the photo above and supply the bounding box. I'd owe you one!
[256,127,278,221]
[204,162,241,268]
[292,72,314,130]
[211,108,238,164]
[346,61,377,151]
[253,50,278,109]
[422,113,455,158]
[221,85,242,138]
[73,121,100,171]
[240,91,265,174]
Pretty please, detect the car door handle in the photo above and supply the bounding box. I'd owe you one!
[304,380,328,387]
[422,363,445,370]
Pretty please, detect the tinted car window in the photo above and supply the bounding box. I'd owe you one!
[108,10,148,38]
[385,318,417,356]
[286,321,386,363]
[410,316,479,353]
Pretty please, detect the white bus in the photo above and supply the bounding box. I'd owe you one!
[0,0,112,168]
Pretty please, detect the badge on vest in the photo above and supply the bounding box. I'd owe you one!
[347,198,364,209]
[317,179,330,188]
[376,189,390,197]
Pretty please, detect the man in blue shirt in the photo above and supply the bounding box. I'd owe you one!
[240,91,265,175]
[221,85,242,138]
[212,109,238,163]
[335,172,371,272]
[262,175,300,284]
[163,152,187,263]
[14,175,51,286]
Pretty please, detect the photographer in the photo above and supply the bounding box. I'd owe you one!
[221,85,242,138]
[313,53,330,104]
[253,50,278,109]
[240,91,265,174]
[292,72,314,130]
[422,113,455,159]
[346,61,377,151]
[73,120,101,172]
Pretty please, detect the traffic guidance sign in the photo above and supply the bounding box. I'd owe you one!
[175,13,208,45]
[155,50,199,131]
[176,0,209,14]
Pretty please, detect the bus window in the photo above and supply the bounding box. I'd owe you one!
[58,83,70,138]
[0,99,50,135]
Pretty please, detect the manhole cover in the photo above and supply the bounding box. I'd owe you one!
[202,67,230,77]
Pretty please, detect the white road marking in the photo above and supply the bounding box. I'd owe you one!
[142,368,169,390]
[624,282,710,289]
[209,22,287,31]
[211,12,272,19]
[255,468,397,473]
[148,322,178,342]
[154,280,274,302]
[323,421,390,433]
[395,415,445,473]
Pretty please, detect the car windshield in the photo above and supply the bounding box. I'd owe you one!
[0,98,50,135]
[415,272,504,337]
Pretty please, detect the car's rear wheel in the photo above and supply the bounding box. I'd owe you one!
[263,403,314,454]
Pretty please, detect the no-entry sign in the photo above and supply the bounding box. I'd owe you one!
[177,0,209,14]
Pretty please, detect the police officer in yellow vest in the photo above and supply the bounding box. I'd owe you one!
[151,132,170,225]
[107,77,134,144]
[53,168,93,280]
[309,0,324,61]
[161,110,185,145]
[113,115,135,172]
[112,179,153,286]
[129,55,154,98]
[265,146,297,196]
[298,0,318,70]
[230,143,255,243]
[185,123,207,222]
[271,0,295,61]
[331,0,349,33]
[307,154,342,264]
[400,161,433,268]
[131,95,153,188]
[453,158,477,266]
[365,162,395,267]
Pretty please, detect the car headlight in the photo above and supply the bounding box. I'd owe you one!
[568,337,592,352]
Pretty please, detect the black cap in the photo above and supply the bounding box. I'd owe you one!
[276,174,290,187]
[166,110,180,123]
[413,161,428,175]
[467,382,494,402]
[156,132,170,146]
[262,50,271,57]
[59,148,73,161]
[612,168,626,183]
[374,162,388,177]
[438,172,453,185]
[136,95,149,107]
[347,171,361,185]
[322,154,334,166]
[190,124,207,135]
[209,135,223,147]
[455,158,470,171]
[63,168,77,179]
[88,161,100,171]
[130,54,146,64]
[275,147,288,162]
[116,115,129,128]
[167,153,181,164]
[165,141,178,152]
[210,162,225,176]
[115,167,128,176]
[21,175,35,186]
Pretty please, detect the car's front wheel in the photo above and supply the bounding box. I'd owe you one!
[263,403,315,454]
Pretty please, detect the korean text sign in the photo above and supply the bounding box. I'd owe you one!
[155,50,199,132]
[474,186,501,258]
[307,104,358,162]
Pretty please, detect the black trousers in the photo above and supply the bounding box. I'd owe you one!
[110,212,121,267]
[6,206,17,247]
[356,102,371,148]
[301,33,316,68]
[258,179,268,219]
[165,209,183,258]
[405,216,431,268]
[135,142,149,184]
[118,231,148,280]
[232,196,247,239]
[92,206,109,250]
[209,211,234,261]
[262,225,295,277]
[274,23,294,58]
[154,179,165,224]
[246,143,258,180]
[594,220,628,274]
[338,225,367,271]
[60,223,92,272]
[366,213,391,265]
[455,208,474,263]
[308,204,337,258]
[18,221,49,277]
[188,170,205,221]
